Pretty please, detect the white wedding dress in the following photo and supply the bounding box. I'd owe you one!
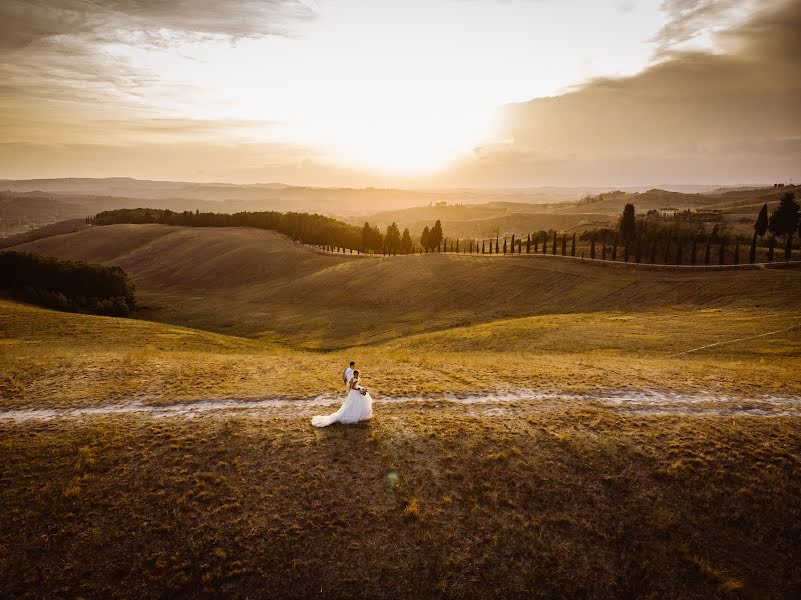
[311,380,374,427]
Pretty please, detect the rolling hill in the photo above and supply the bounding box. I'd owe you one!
[358,186,796,240]
[9,223,801,348]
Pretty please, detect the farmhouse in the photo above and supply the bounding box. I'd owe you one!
[657,207,679,218]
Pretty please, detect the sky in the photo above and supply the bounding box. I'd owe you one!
[0,0,799,187]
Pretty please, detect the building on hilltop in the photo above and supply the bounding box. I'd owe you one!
[657,207,679,218]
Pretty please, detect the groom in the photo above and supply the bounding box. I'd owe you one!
[343,361,355,390]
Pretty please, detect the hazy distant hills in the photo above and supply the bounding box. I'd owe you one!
[0,177,789,238]
[0,177,290,198]
[1,177,743,199]
[357,186,791,238]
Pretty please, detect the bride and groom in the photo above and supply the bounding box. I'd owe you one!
[311,361,374,427]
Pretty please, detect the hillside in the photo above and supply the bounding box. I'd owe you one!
[359,186,795,240]
[559,187,791,214]
[0,190,264,236]
[354,202,613,237]
[10,224,801,347]
[0,218,88,249]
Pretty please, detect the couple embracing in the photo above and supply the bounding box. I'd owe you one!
[311,361,374,427]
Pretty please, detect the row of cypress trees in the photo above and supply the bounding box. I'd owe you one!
[584,194,801,265]
[419,232,578,257]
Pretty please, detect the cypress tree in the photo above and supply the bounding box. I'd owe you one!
[751,202,768,263]
[624,244,629,263]
[612,236,618,261]
[768,236,775,261]
[561,234,567,256]
[456,239,459,253]
[495,236,500,254]
[755,202,769,238]
[590,239,596,259]
[718,237,727,265]
[469,240,473,253]
[511,234,515,254]
[619,203,637,243]
[503,238,507,255]
[571,233,576,257]
[420,225,430,251]
[704,241,711,265]
[734,238,740,265]
[482,240,485,254]
[430,220,444,250]
[542,233,547,254]
[534,237,539,253]
[602,241,607,261]
[767,192,799,260]
[551,232,557,255]
[527,234,531,254]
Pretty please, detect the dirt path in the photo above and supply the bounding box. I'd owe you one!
[2,389,799,423]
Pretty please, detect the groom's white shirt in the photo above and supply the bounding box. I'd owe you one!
[344,366,354,387]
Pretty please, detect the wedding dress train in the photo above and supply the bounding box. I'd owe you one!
[311,386,373,427]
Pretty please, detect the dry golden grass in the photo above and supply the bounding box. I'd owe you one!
[1,408,799,598]
[2,299,800,410]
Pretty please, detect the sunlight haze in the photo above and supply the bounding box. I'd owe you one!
[0,0,797,185]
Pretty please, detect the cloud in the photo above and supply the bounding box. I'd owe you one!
[0,0,313,148]
[653,0,745,51]
[458,0,801,185]
[0,0,313,50]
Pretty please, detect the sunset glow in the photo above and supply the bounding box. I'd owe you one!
[0,0,798,184]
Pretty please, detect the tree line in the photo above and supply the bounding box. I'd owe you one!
[587,193,801,265]
[92,208,365,251]
[91,194,801,265]
[0,251,136,316]
[93,208,442,256]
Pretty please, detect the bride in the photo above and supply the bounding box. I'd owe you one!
[311,370,374,427]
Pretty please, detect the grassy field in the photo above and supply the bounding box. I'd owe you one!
[3,224,801,598]
[2,298,800,409]
[2,407,799,598]
[10,224,801,346]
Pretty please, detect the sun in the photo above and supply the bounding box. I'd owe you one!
[289,99,499,175]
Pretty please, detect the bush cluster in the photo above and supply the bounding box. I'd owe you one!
[0,251,136,316]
